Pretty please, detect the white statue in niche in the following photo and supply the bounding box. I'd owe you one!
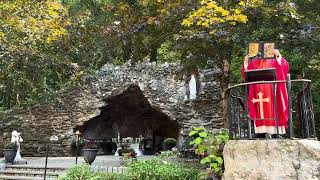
[189,74,197,100]
[11,131,27,164]
[185,74,198,100]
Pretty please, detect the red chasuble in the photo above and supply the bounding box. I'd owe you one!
[241,57,289,134]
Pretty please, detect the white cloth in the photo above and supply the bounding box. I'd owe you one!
[254,125,286,134]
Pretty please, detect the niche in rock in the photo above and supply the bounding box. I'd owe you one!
[185,73,200,100]
[75,84,180,155]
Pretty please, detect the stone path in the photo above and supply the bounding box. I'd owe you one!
[8,155,154,169]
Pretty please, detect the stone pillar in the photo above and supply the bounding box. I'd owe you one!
[223,140,320,180]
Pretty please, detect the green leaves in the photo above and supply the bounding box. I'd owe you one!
[188,127,229,178]
[0,0,74,110]
[199,131,208,138]
[193,137,203,145]
[216,157,223,165]
[194,127,205,131]
[188,130,198,136]
[200,157,211,164]
[189,127,206,145]
[127,159,200,180]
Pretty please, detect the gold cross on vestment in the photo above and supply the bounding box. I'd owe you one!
[251,92,270,119]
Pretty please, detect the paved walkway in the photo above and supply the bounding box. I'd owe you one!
[2,155,155,169]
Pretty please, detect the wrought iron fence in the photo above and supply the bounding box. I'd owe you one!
[225,74,316,139]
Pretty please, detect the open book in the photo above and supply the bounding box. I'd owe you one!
[248,42,276,59]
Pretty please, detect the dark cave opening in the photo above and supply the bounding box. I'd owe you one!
[75,84,180,155]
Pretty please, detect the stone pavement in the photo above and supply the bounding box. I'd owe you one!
[2,155,155,169]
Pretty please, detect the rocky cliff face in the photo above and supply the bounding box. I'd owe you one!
[0,61,223,156]
[223,140,320,180]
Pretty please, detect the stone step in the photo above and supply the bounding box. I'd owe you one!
[0,175,56,180]
[0,170,60,177]
[0,165,67,180]
[5,165,67,172]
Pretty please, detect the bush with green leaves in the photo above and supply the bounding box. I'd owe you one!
[163,138,177,150]
[189,127,229,179]
[60,159,200,180]
[159,150,175,159]
[127,159,200,180]
[59,164,126,180]
[158,149,180,161]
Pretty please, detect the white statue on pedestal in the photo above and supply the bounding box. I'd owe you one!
[11,131,27,164]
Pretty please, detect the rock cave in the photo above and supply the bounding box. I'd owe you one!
[75,84,180,154]
[0,61,223,156]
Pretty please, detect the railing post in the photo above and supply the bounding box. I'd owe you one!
[75,131,81,165]
[302,80,310,138]
[273,82,279,138]
[227,93,233,139]
[287,74,293,138]
[44,135,58,179]
[308,82,316,138]
[44,144,49,180]
[245,83,252,138]
[75,141,79,165]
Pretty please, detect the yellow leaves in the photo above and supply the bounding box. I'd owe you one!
[46,0,61,11]
[159,8,169,17]
[47,28,67,42]
[239,1,245,6]
[234,9,241,15]
[207,2,216,9]
[182,19,193,27]
[0,0,69,44]
[0,31,5,42]
[118,3,130,11]
[202,20,210,28]
[221,10,230,17]
[236,14,248,23]
[147,17,155,25]
[182,0,253,29]
[140,0,150,7]
[247,0,264,7]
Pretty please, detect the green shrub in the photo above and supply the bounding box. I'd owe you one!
[127,159,199,180]
[189,127,229,179]
[59,164,126,180]
[59,164,95,180]
[60,160,200,180]
[159,150,175,159]
[163,138,177,150]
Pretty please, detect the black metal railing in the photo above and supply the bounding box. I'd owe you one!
[225,74,317,139]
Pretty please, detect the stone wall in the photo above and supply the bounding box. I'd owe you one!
[0,61,223,157]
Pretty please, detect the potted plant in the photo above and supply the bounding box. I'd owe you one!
[82,141,99,165]
[118,143,131,156]
[163,138,177,151]
[121,150,137,165]
[3,142,18,163]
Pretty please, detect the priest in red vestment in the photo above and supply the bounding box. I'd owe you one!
[241,49,289,135]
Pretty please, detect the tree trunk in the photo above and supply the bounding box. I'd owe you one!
[122,36,132,62]
[150,47,157,63]
[221,58,230,129]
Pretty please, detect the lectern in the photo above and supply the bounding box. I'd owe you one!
[244,68,279,137]
[245,68,276,82]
